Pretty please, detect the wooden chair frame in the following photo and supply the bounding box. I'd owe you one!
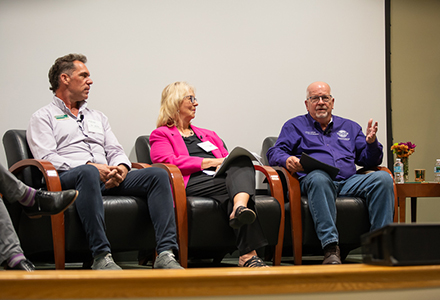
[153,163,285,268]
[8,159,150,270]
[275,166,399,265]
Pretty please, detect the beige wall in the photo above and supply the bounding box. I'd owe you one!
[391,0,440,222]
[0,1,387,168]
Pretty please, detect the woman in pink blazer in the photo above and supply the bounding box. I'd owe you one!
[150,81,268,268]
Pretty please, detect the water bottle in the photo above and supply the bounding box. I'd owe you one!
[434,159,440,183]
[394,158,404,184]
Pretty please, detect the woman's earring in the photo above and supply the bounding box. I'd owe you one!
[177,110,180,113]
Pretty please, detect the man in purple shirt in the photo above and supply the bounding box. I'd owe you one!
[267,81,394,264]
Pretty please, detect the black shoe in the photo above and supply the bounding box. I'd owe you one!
[240,256,268,268]
[23,189,78,218]
[6,259,35,272]
[229,206,256,229]
[322,244,342,265]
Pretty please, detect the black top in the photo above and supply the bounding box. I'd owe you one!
[183,133,217,179]
[183,134,216,159]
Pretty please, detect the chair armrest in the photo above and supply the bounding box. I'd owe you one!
[272,166,301,207]
[376,166,392,175]
[8,158,65,269]
[254,165,285,266]
[357,165,390,174]
[271,166,304,264]
[281,164,399,224]
[377,166,399,223]
[254,165,284,206]
[9,158,62,192]
[131,162,151,169]
[151,163,188,268]
[357,166,398,222]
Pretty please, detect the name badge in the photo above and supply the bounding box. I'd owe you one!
[87,119,104,134]
[54,114,68,120]
[197,141,218,152]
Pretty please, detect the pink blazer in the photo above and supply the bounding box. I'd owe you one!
[150,125,229,187]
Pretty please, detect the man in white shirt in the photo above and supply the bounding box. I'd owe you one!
[27,54,182,270]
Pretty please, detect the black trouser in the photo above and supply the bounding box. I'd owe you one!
[186,156,268,255]
[59,165,178,256]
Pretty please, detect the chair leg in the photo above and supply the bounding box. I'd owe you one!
[291,204,303,265]
[50,214,66,270]
[273,240,283,266]
[177,231,188,268]
[293,236,303,265]
[280,167,304,265]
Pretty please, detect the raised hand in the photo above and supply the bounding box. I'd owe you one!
[366,118,378,144]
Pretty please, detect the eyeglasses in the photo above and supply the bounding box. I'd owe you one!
[307,95,333,104]
[184,95,198,104]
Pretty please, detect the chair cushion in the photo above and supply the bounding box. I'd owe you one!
[186,194,281,258]
[18,196,156,262]
[283,196,370,255]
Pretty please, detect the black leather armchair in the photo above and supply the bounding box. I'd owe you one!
[3,130,157,269]
[261,136,398,265]
[135,135,285,267]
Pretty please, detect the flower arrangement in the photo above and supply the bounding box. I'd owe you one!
[391,141,416,181]
[390,141,416,158]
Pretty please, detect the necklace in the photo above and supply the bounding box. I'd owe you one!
[179,128,194,138]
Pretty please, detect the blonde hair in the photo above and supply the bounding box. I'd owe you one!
[156,81,195,128]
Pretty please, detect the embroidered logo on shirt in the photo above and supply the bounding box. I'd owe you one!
[305,131,319,136]
[54,114,68,120]
[337,130,350,141]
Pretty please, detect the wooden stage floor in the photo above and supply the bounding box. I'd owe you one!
[1,263,440,299]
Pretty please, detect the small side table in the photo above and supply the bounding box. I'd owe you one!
[395,182,440,223]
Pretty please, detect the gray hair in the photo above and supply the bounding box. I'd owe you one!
[48,53,87,93]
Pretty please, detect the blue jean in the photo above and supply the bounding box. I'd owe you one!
[59,165,178,257]
[299,169,394,249]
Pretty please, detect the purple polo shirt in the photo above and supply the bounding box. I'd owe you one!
[266,113,383,181]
